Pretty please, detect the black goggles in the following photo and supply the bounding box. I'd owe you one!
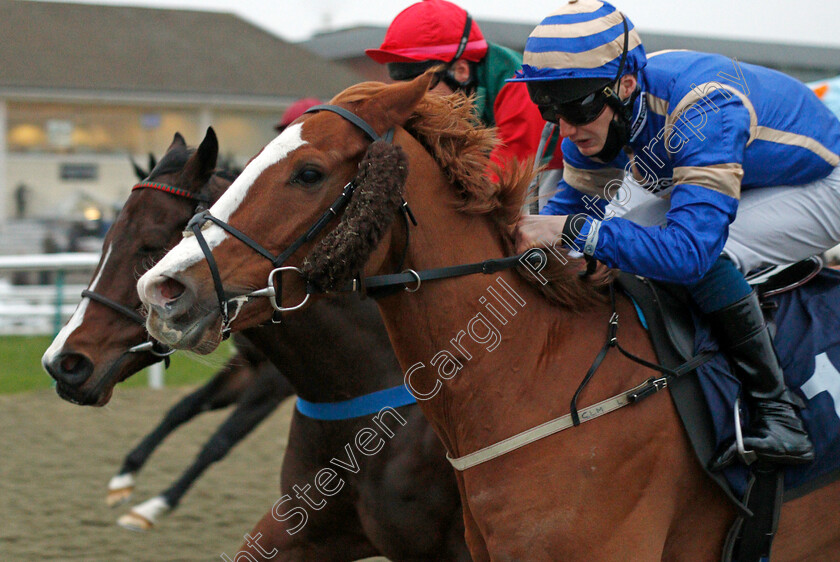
[387,61,441,82]
[532,86,612,126]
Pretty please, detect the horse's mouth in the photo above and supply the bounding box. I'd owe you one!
[53,351,145,407]
[147,307,222,354]
[55,381,114,407]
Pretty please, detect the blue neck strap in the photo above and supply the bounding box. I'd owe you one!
[295,384,417,421]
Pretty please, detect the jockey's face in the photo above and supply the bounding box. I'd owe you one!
[558,105,614,157]
[557,74,637,158]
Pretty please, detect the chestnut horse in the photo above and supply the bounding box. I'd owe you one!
[138,74,840,560]
[43,132,467,560]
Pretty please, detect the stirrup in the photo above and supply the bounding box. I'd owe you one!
[733,398,758,466]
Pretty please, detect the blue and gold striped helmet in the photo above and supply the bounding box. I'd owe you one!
[510,0,646,96]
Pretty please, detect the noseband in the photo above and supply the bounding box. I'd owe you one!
[80,181,211,367]
[183,105,410,337]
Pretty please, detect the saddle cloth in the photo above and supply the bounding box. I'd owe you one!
[620,267,840,501]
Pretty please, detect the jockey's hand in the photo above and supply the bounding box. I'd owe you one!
[514,215,568,254]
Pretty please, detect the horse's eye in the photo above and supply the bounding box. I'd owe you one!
[293,168,323,186]
[138,245,163,255]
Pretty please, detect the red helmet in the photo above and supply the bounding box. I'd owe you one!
[365,0,487,64]
[275,98,322,132]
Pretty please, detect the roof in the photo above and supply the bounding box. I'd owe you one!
[302,21,840,82]
[0,0,364,104]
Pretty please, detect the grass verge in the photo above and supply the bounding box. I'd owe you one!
[0,335,233,394]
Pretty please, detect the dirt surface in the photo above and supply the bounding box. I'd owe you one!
[0,387,388,561]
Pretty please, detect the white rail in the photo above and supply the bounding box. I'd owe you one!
[0,252,164,388]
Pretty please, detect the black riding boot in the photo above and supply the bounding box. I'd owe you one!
[708,290,814,469]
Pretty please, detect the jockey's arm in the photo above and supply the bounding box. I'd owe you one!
[520,91,751,284]
[575,90,751,283]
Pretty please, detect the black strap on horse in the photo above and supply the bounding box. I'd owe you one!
[721,463,784,562]
[75,179,212,368]
[182,104,411,335]
[80,289,173,367]
[329,251,531,295]
[567,282,716,426]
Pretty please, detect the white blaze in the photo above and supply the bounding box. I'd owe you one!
[137,125,306,297]
[42,243,113,364]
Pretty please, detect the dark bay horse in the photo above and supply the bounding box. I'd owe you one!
[43,132,467,560]
[137,74,840,560]
[44,135,293,530]
[102,151,291,529]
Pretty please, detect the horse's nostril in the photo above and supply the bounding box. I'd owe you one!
[159,277,186,301]
[48,352,94,387]
[60,354,81,373]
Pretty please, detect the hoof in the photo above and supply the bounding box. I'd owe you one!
[107,487,135,508]
[117,511,154,532]
[106,473,136,508]
[117,496,171,532]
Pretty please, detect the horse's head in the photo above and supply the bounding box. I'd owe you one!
[137,74,434,353]
[42,129,228,406]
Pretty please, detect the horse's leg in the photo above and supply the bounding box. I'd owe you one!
[106,355,249,508]
[233,509,379,562]
[118,379,282,531]
[159,371,284,509]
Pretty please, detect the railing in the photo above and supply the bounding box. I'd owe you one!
[0,253,164,388]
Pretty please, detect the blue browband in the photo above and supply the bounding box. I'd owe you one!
[295,384,417,421]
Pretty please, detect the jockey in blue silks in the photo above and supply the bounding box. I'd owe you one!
[513,0,840,468]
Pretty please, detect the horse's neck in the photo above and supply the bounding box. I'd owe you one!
[241,296,404,403]
[374,204,620,457]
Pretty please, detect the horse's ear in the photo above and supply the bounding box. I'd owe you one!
[366,71,434,131]
[148,153,157,174]
[181,127,218,192]
[129,155,147,180]
[167,132,187,153]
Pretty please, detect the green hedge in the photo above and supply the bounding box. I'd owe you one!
[0,336,234,394]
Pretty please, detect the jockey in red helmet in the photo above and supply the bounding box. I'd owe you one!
[366,0,562,174]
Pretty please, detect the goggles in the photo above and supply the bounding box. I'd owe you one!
[387,60,441,82]
[386,13,474,84]
[529,81,615,125]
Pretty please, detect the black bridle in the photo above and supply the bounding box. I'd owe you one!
[80,181,212,367]
[182,103,542,338]
[183,105,416,337]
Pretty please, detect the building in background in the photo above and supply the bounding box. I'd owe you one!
[301,21,840,84]
[5,0,840,254]
[0,0,362,252]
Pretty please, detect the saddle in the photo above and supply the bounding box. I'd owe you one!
[616,255,824,562]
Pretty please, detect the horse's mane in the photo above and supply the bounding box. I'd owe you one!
[334,82,609,309]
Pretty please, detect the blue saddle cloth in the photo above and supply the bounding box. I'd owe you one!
[691,269,840,498]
